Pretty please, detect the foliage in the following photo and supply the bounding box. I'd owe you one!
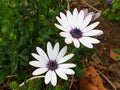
[0,0,66,88]
[0,0,94,89]
[113,49,120,54]
[102,0,120,22]
[113,49,120,61]
[116,56,120,61]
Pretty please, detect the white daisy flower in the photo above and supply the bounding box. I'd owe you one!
[54,8,103,48]
[29,42,76,86]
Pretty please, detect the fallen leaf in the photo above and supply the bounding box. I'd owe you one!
[79,66,107,90]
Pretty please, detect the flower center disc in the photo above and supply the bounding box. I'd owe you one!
[47,60,58,70]
[70,28,82,39]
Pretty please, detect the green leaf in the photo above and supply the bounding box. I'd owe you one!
[112,0,120,11]
[20,79,43,90]
[101,9,109,17]
[10,81,19,90]
[55,85,63,90]
[113,49,120,54]
[16,70,27,81]
[0,67,11,82]
[74,66,84,78]
[9,51,19,73]
[116,56,120,61]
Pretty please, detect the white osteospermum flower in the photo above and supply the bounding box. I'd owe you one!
[29,42,76,86]
[55,8,103,48]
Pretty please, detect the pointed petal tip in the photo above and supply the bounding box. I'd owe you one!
[70,53,74,58]
[29,61,32,65]
[74,43,80,48]
[94,21,100,26]
[47,41,51,45]
[60,12,65,16]
[88,45,93,49]
[64,46,67,50]
[52,83,56,86]
[31,53,34,56]
[55,42,59,46]
[56,16,60,20]
[74,8,78,12]
[54,23,57,26]
[100,31,104,34]
[73,64,76,67]
[36,46,41,51]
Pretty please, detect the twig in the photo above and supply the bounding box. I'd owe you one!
[19,75,45,87]
[69,75,74,89]
[97,70,117,90]
[82,0,101,12]
[6,74,16,78]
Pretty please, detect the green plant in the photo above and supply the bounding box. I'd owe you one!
[102,0,120,22]
[0,0,68,89]
[113,49,120,60]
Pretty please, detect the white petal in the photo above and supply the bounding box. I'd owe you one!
[36,47,49,60]
[67,10,74,28]
[59,63,76,68]
[60,12,71,30]
[91,12,101,21]
[52,42,59,60]
[54,23,67,32]
[76,10,84,28]
[55,68,68,80]
[56,16,70,31]
[81,14,92,30]
[45,70,52,84]
[79,37,93,48]
[61,68,75,75]
[73,39,80,48]
[31,53,47,63]
[73,8,78,17]
[65,37,73,44]
[82,22,100,32]
[89,12,94,16]
[72,8,78,26]
[83,8,88,17]
[31,53,41,60]
[58,54,74,64]
[60,32,71,38]
[51,71,57,86]
[29,61,46,67]
[56,46,67,61]
[80,37,100,44]
[83,30,103,36]
[47,42,53,59]
[32,68,48,75]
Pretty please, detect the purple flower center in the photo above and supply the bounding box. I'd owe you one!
[70,28,82,39]
[47,60,58,70]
